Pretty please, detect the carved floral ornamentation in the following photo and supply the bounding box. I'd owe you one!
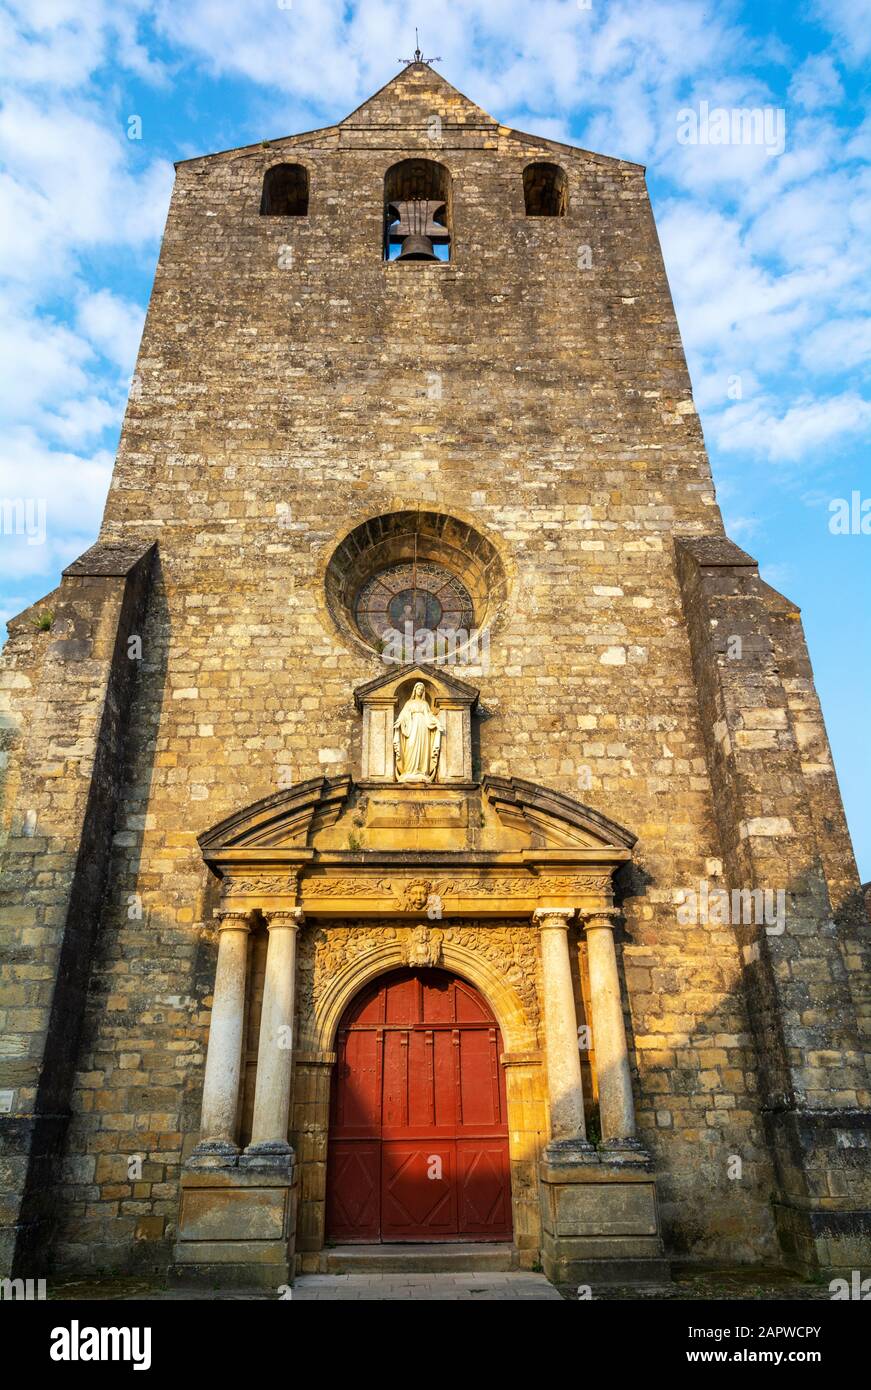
[300,871,613,902]
[299,919,541,1039]
[303,877,391,898]
[222,873,300,898]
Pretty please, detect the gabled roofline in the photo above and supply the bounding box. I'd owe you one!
[173,63,645,172]
[174,124,340,168]
[338,59,496,127]
[507,125,645,171]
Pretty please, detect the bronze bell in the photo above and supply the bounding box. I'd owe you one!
[397,232,437,261]
[389,199,447,261]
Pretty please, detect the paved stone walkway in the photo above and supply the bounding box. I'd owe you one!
[46,1266,832,1301]
[292,1272,564,1300]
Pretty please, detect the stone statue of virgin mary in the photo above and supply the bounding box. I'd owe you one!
[393,681,444,783]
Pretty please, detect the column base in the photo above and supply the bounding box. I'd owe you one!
[239,1141,295,1174]
[186,1139,240,1170]
[173,1163,298,1290]
[596,1136,651,1167]
[543,1136,599,1166]
[539,1147,668,1288]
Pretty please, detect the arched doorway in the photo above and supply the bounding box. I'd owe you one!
[326,967,512,1243]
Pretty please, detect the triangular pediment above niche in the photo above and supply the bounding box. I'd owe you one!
[197,773,636,869]
[353,662,479,710]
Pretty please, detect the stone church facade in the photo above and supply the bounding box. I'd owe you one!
[1,63,869,1289]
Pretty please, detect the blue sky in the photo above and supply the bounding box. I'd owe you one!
[1,0,868,875]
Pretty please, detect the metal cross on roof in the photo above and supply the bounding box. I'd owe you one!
[399,28,441,67]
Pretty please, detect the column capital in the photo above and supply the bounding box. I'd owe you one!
[580,908,621,933]
[213,908,254,932]
[263,908,304,931]
[533,906,575,931]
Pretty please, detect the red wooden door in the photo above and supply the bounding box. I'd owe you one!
[326,968,512,1243]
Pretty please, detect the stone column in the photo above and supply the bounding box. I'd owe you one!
[244,909,303,1169]
[582,911,636,1142]
[190,909,252,1164]
[534,908,592,1157]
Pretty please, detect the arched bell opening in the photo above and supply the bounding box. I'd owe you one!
[523,161,568,217]
[384,158,452,261]
[260,162,309,216]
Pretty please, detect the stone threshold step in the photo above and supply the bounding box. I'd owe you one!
[325,1243,518,1273]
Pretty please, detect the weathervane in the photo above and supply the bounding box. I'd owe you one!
[399,28,441,67]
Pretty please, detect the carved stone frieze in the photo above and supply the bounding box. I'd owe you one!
[297,868,614,912]
[303,876,391,898]
[222,872,300,898]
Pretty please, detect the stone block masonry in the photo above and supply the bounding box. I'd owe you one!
[0,540,155,1274]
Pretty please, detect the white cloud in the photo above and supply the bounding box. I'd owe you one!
[789,53,844,110]
[658,203,814,366]
[0,0,110,90]
[0,0,165,89]
[77,290,146,372]
[0,93,173,275]
[43,395,121,447]
[715,392,871,462]
[722,514,761,539]
[0,307,93,418]
[811,0,871,66]
[799,318,871,374]
[0,428,113,582]
[0,8,172,605]
[656,93,871,452]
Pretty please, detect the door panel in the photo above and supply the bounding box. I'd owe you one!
[325,1140,380,1241]
[458,1027,503,1128]
[458,1140,512,1236]
[335,1028,381,1133]
[381,1142,457,1238]
[326,967,512,1243]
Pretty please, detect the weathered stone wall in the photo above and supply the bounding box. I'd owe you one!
[0,540,155,1275]
[1,63,865,1277]
[674,537,870,1272]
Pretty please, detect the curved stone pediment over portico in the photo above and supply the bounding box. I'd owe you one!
[197,771,635,919]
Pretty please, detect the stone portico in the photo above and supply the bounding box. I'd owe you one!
[174,666,664,1284]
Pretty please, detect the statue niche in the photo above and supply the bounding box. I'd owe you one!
[354,663,477,786]
[393,681,443,783]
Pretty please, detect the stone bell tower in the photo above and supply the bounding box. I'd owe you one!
[1,62,869,1288]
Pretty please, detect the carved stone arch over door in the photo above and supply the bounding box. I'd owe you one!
[308,936,536,1057]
